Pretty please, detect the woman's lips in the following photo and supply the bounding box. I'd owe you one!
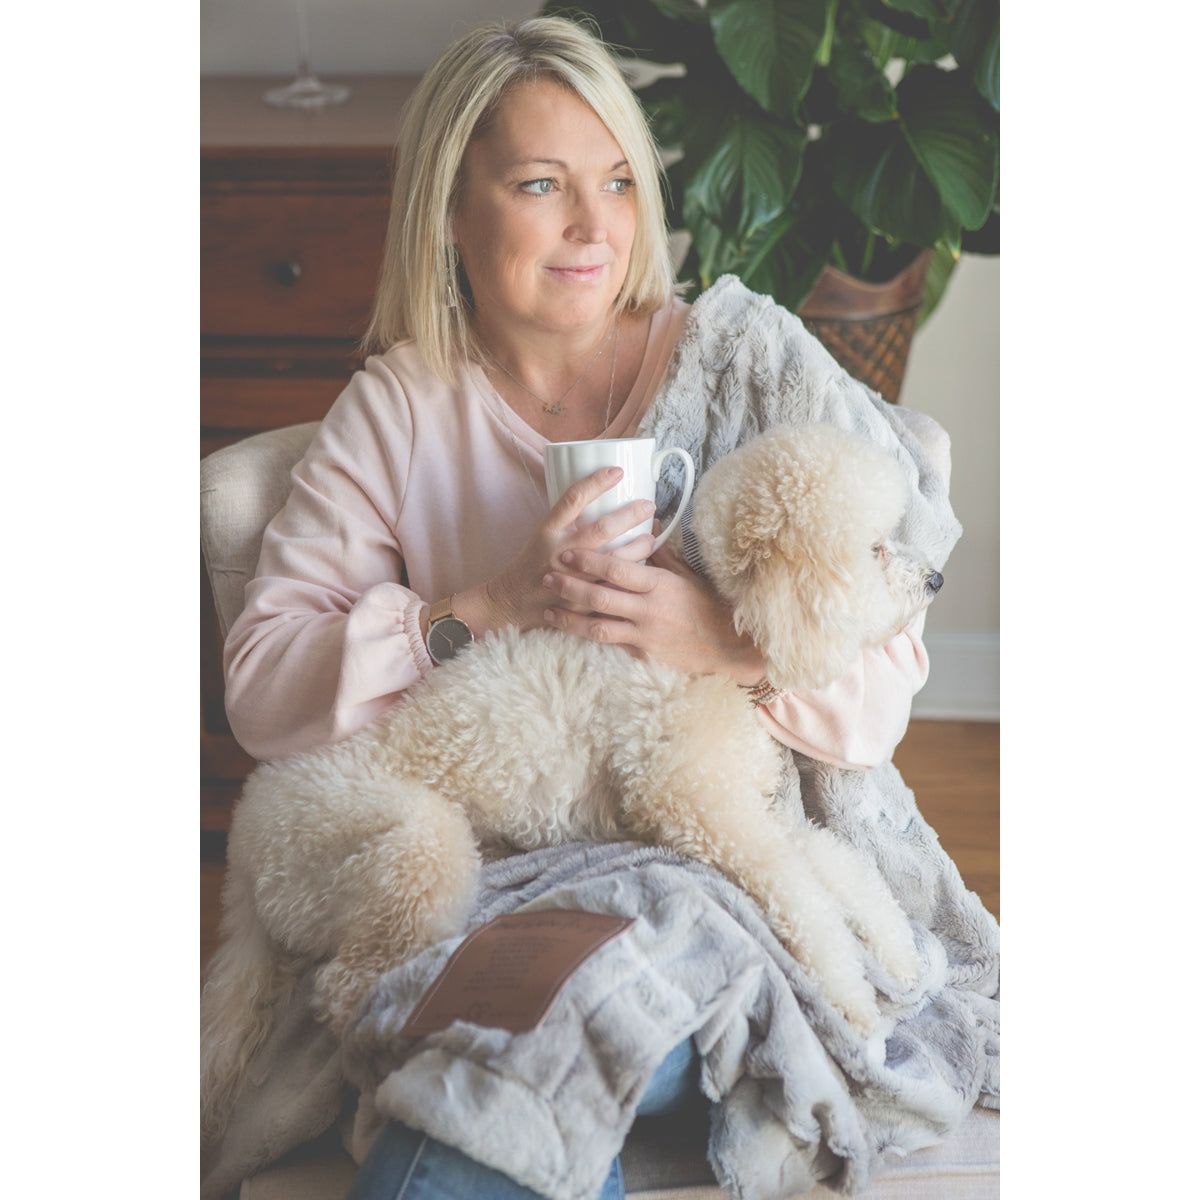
[546,264,605,281]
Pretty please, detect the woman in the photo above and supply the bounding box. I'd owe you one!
[221,16,931,1200]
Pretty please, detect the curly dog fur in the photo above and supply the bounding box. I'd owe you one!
[200,423,944,1144]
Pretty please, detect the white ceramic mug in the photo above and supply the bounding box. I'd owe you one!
[544,436,696,556]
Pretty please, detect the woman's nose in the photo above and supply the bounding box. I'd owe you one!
[566,198,608,241]
[567,220,607,244]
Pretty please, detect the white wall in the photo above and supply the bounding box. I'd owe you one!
[901,255,999,718]
[202,0,999,718]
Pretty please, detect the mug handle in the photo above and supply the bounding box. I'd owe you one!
[650,447,696,554]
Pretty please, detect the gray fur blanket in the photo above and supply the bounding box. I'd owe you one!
[643,274,962,571]
[342,834,997,1200]
[200,274,997,1199]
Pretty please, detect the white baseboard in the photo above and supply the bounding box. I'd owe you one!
[912,631,999,722]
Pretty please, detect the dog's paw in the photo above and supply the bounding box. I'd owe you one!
[818,969,884,1039]
[775,913,884,1038]
[807,949,884,1037]
[878,938,922,991]
[843,997,885,1040]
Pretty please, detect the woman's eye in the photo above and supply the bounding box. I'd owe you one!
[519,177,634,196]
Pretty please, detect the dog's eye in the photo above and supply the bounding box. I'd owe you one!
[874,543,891,560]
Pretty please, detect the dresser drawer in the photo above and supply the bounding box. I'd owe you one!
[201,190,390,338]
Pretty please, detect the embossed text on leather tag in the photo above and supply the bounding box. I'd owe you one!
[399,909,635,1037]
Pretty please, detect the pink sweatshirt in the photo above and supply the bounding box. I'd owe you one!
[224,295,931,767]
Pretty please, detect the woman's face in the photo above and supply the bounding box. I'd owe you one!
[451,79,637,338]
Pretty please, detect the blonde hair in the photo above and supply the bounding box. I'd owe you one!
[358,14,690,385]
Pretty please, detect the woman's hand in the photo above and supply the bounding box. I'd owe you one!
[539,535,768,684]
[484,467,658,633]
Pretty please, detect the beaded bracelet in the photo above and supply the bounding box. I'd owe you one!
[739,677,784,707]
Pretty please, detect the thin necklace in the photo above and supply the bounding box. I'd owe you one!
[481,316,620,505]
[484,314,617,416]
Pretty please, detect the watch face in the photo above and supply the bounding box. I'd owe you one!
[429,616,473,662]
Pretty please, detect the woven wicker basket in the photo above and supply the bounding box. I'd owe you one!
[797,247,933,405]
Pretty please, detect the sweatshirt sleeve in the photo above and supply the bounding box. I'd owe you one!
[753,607,931,769]
[222,356,435,762]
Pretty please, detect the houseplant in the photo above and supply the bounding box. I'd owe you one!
[541,0,999,399]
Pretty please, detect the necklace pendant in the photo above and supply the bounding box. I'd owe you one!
[542,400,564,416]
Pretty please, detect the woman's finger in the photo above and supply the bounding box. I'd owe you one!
[555,546,656,594]
[543,605,639,648]
[543,569,647,620]
[544,467,623,532]
[573,498,656,550]
[606,531,656,564]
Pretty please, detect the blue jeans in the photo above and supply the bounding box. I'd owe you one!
[345,1034,701,1200]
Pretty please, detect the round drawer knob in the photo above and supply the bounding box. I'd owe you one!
[273,259,302,286]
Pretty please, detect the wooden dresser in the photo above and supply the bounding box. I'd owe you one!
[201,75,420,829]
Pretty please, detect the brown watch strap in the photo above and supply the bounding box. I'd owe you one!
[428,595,455,624]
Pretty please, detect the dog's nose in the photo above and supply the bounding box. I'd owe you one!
[926,571,943,594]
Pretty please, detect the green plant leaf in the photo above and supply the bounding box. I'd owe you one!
[828,203,923,281]
[640,82,688,147]
[682,186,733,288]
[738,207,801,282]
[859,12,945,65]
[783,245,836,310]
[687,117,808,241]
[916,241,959,329]
[646,0,709,21]
[663,153,692,228]
[951,0,999,109]
[708,0,830,121]
[672,238,707,301]
[831,64,995,247]
[974,26,999,108]
[860,0,932,39]
[830,117,953,246]
[742,209,833,309]
[898,66,997,230]
[816,0,837,65]
[827,38,898,122]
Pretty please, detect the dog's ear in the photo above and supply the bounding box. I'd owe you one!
[732,550,867,691]
[692,425,911,691]
[689,431,795,579]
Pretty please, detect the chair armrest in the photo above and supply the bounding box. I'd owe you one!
[200,422,319,641]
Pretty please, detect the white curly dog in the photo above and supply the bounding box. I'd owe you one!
[201,422,944,1143]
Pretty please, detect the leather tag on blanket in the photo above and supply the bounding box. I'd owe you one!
[399,910,635,1037]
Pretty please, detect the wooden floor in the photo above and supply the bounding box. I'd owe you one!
[893,719,1000,920]
[201,719,999,977]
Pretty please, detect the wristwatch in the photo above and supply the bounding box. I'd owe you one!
[425,595,475,664]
